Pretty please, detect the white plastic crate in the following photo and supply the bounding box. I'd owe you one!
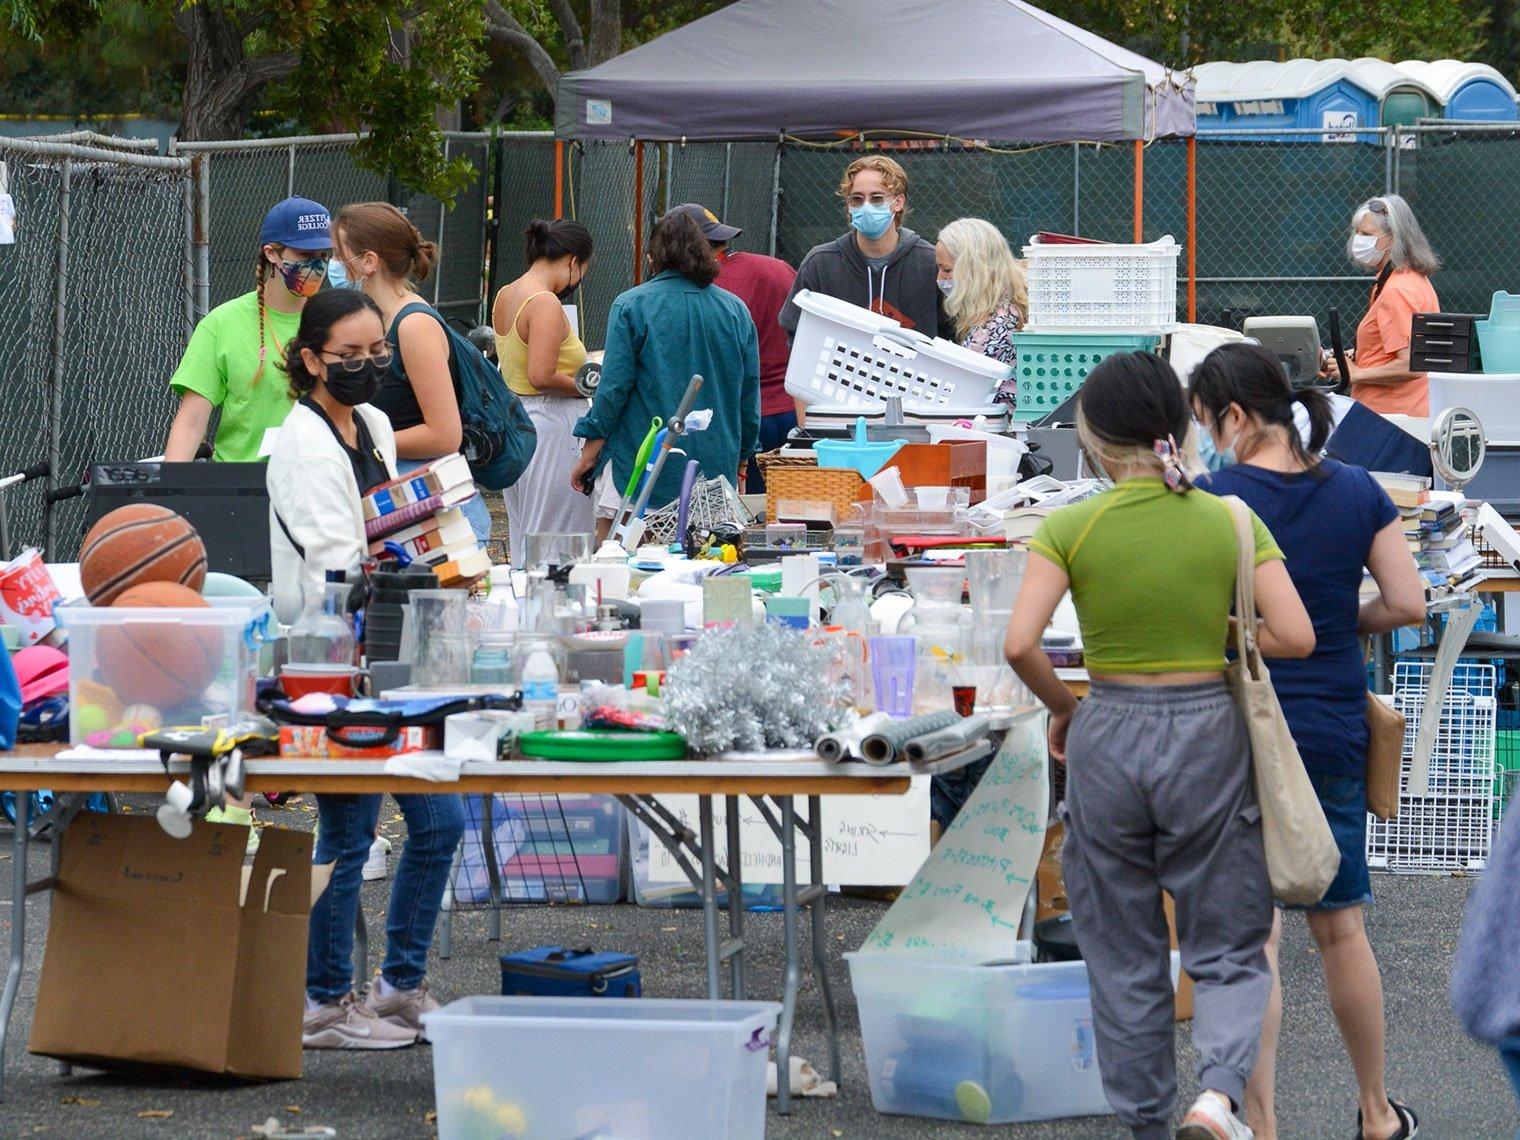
[847,946,1180,1126]
[1023,236,1180,331]
[784,290,1010,412]
[1367,660,1496,872]
[423,996,779,1140]
[1426,373,1520,444]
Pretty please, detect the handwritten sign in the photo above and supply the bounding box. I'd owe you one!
[863,710,1048,961]
[637,780,931,886]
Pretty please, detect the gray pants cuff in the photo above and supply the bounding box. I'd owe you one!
[1130,1122,1171,1140]
[1200,1064,1247,1113]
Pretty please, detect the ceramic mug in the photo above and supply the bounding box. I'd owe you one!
[280,663,368,699]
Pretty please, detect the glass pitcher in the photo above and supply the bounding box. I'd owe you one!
[899,567,967,714]
[288,579,356,666]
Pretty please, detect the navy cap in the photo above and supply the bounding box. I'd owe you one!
[664,202,741,243]
[260,196,331,250]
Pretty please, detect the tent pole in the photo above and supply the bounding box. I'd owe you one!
[1187,136,1197,323]
[554,140,565,220]
[1132,140,1144,243]
[633,140,645,285]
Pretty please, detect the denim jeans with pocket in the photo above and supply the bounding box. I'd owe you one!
[307,792,466,1002]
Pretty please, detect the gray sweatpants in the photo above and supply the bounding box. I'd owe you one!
[1060,680,1273,1139]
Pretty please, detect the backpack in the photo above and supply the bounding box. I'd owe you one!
[391,302,537,491]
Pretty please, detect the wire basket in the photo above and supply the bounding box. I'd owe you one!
[1366,660,1497,873]
[640,476,749,545]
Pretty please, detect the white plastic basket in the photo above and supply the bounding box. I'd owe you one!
[1023,236,1180,331]
[1366,660,1496,873]
[784,290,1010,412]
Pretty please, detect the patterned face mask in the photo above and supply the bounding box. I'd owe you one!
[275,254,330,298]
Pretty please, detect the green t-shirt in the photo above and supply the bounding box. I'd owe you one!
[1029,479,1284,675]
[169,291,300,462]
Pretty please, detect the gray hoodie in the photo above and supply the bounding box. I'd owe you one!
[778,226,953,343]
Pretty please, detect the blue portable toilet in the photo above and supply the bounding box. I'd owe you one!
[1194,59,1381,142]
[1397,60,1518,122]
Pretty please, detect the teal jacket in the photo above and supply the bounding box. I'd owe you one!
[575,270,760,509]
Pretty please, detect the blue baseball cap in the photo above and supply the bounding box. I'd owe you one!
[260,196,331,249]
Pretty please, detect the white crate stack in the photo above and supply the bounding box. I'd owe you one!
[1022,236,1181,332]
[1367,660,1497,873]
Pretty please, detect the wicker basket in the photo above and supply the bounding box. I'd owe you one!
[764,465,867,523]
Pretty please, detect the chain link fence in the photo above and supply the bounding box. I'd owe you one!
[0,137,192,558]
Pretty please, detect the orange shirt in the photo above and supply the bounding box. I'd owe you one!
[1350,268,1439,417]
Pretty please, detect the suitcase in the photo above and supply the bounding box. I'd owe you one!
[499,945,641,998]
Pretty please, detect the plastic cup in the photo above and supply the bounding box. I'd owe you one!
[410,589,470,686]
[966,549,1027,616]
[869,635,916,718]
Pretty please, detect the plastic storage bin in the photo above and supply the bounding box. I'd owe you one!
[784,290,1011,412]
[55,597,271,746]
[453,794,627,905]
[1426,372,1520,443]
[1023,236,1180,330]
[1012,332,1162,421]
[847,947,1180,1125]
[423,996,780,1140]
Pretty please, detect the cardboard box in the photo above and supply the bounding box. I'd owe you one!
[280,723,439,759]
[29,813,328,1079]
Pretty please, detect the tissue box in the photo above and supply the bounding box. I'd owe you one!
[445,710,537,762]
[279,724,439,759]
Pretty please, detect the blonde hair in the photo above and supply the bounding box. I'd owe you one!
[836,155,909,223]
[938,217,1027,336]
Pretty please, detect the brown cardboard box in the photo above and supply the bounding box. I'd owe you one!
[29,813,328,1079]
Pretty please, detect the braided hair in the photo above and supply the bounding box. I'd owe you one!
[251,248,273,386]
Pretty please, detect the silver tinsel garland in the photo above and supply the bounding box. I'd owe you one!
[662,624,852,752]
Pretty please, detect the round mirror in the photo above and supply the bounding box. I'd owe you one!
[1430,406,1486,493]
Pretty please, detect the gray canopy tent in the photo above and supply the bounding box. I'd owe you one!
[554,0,1199,312]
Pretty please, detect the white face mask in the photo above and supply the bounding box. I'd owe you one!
[1350,233,1383,269]
[936,277,954,296]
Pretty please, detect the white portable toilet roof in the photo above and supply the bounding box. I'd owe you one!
[1194,58,1370,103]
[1347,57,1440,100]
[1396,59,1518,104]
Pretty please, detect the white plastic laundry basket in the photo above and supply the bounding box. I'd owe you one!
[1024,236,1180,331]
[784,290,1010,412]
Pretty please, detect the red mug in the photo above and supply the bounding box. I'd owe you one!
[281,663,367,699]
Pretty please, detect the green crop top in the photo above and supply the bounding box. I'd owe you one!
[1029,479,1283,675]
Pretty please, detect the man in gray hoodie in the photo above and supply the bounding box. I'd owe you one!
[778,154,953,344]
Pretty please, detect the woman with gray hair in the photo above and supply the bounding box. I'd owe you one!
[1329,194,1440,417]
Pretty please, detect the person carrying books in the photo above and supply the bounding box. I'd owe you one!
[1192,343,1425,1140]
[266,287,463,1051]
[329,201,493,546]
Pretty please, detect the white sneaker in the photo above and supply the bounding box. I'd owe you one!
[302,992,416,1050]
[1177,1092,1253,1140]
[362,835,392,881]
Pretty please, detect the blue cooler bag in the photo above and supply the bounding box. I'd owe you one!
[500,945,641,998]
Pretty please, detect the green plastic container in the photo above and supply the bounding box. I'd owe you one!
[519,729,688,762]
[1012,332,1161,422]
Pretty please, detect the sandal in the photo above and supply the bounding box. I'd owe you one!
[1355,1099,1418,1140]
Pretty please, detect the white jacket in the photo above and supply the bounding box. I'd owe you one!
[266,401,397,625]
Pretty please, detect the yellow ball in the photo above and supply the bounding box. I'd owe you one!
[494,1103,527,1134]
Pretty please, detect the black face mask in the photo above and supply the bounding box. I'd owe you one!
[324,358,387,406]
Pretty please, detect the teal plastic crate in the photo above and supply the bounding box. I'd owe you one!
[1012,332,1162,421]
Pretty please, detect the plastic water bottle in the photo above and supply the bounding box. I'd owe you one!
[520,640,560,730]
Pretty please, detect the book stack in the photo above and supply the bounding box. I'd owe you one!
[1415,498,1482,595]
[362,453,491,586]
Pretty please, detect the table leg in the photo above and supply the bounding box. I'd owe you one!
[699,798,721,1000]
[0,793,28,1101]
[481,795,502,942]
[724,796,745,1000]
[48,804,71,1078]
[776,796,799,1115]
[806,794,839,1083]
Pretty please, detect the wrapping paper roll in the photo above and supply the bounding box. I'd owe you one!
[903,715,992,764]
[815,711,892,763]
[860,709,963,766]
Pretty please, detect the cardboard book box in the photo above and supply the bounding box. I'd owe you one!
[29,813,329,1079]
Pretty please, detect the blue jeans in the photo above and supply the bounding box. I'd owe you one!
[396,457,492,546]
[745,409,798,493]
[307,792,466,1002]
[1504,1036,1520,1116]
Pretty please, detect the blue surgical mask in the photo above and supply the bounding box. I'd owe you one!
[850,203,894,240]
[325,257,351,290]
[1196,421,1238,472]
[936,277,955,296]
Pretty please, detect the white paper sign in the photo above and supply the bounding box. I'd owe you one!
[0,193,15,246]
[862,710,1048,961]
[642,779,931,887]
[586,100,613,126]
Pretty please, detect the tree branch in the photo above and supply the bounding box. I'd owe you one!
[547,0,586,71]
[484,0,561,94]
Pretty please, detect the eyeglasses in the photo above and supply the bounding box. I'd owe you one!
[846,193,896,209]
[322,349,393,372]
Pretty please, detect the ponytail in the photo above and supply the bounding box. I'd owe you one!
[1191,343,1328,472]
[524,218,594,267]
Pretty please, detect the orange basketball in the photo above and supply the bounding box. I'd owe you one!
[98,583,222,709]
[79,504,207,606]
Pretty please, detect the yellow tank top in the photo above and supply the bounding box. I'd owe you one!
[497,290,588,397]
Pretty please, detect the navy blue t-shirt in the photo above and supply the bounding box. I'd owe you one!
[1198,459,1398,777]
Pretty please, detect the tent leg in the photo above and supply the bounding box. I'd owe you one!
[1187,135,1197,323]
[554,140,565,220]
[1132,140,1144,243]
[633,140,645,285]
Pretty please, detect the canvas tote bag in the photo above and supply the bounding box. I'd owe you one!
[1222,496,1340,906]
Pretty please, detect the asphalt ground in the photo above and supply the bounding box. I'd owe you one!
[0,797,1513,1139]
